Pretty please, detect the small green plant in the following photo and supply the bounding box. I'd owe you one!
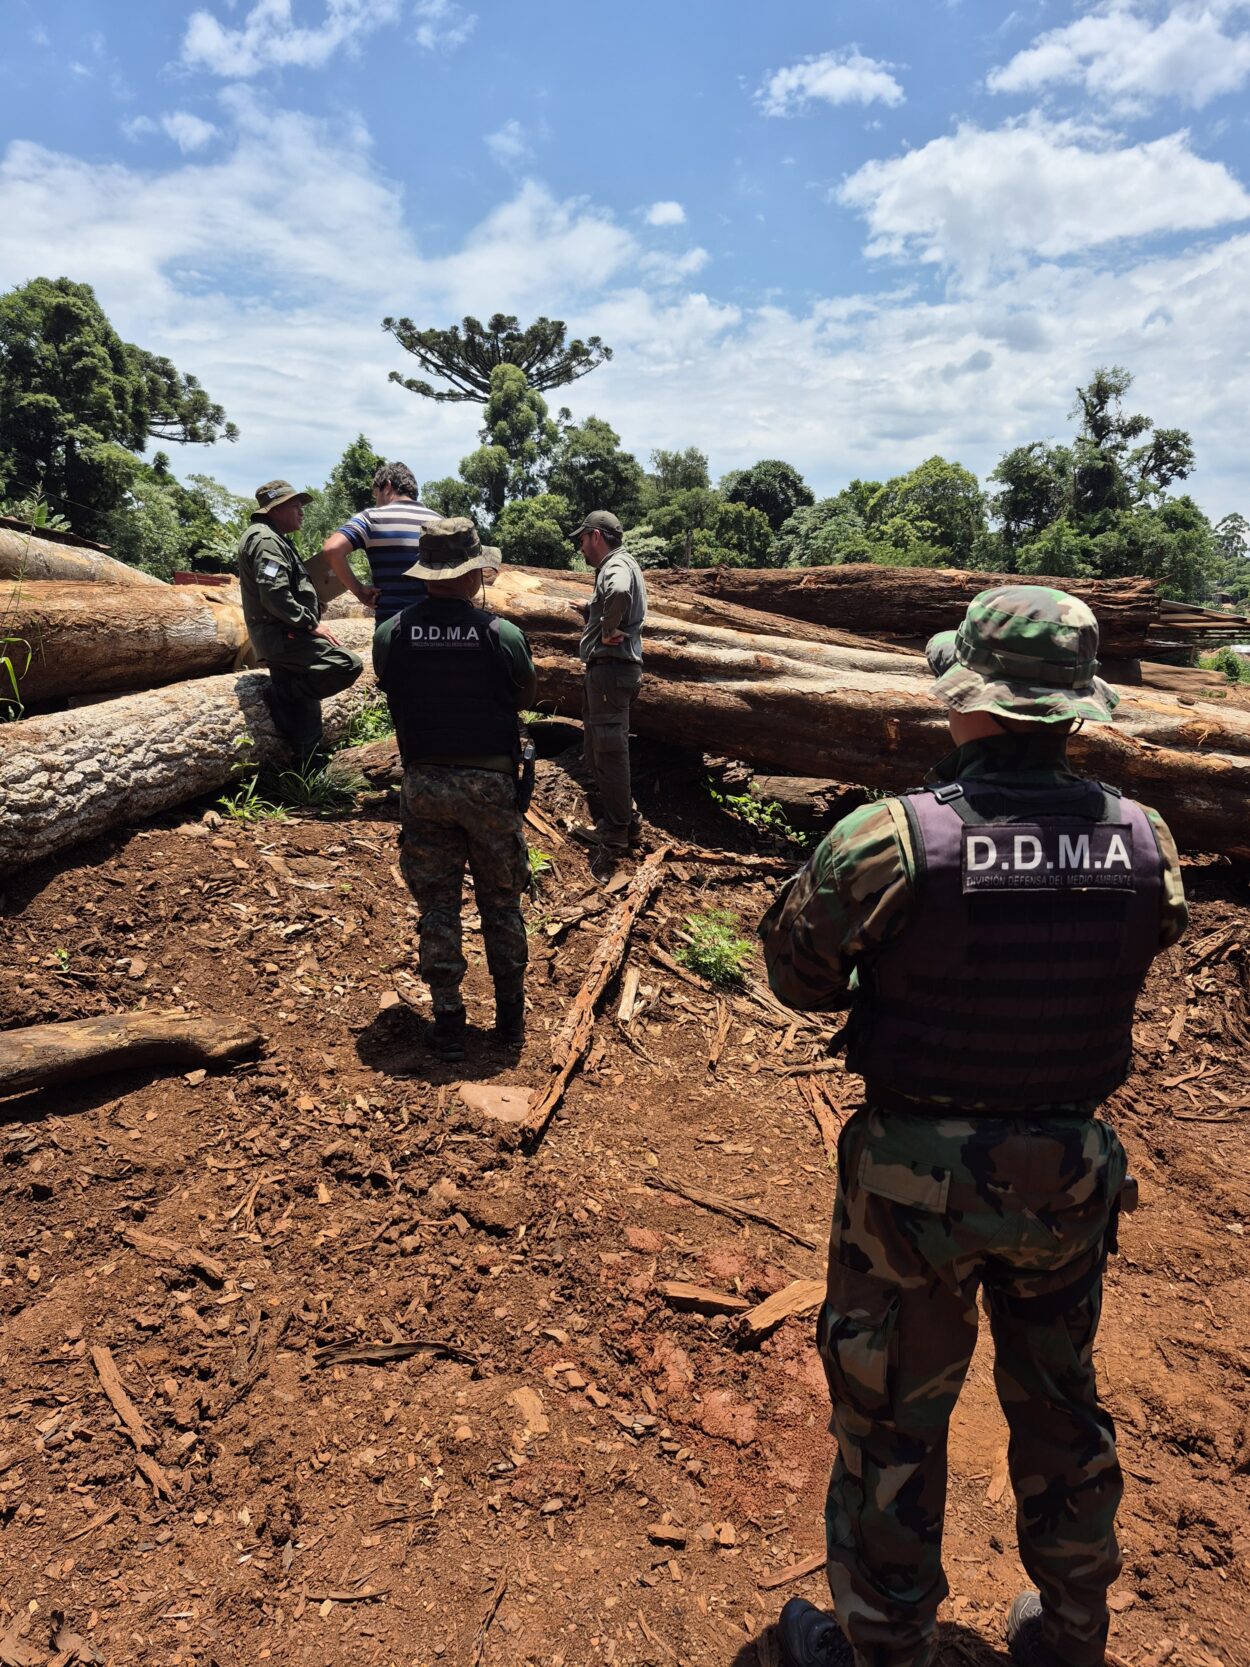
[54,946,70,970]
[217,773,288,823]
[343,697,395,746]
[674,907,754,988]
[0,635,31,720]
[274,761,365,813]
[703,778,815,848]
[527,847,554,896]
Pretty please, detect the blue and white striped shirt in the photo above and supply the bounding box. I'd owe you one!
[338,500,444,622]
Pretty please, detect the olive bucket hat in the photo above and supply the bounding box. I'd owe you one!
[926,584,1120,725]
[403,517,502,581]
[253,479,312,514]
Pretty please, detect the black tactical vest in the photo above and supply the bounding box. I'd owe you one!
[846,776,1163,1113]
[380,598,520,763]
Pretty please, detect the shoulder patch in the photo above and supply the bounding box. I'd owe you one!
[259,559,284,579]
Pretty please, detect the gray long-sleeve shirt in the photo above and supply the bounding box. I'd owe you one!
[579,547,647,665]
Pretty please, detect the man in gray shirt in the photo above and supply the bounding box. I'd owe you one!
[570,509,648,852]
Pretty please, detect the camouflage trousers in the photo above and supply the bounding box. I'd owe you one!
[819,1106,1129,1667]
[398,766,529,1014]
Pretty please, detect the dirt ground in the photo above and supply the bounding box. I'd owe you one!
[0,737,1247,1667]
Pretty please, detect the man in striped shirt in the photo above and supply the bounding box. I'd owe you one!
[319,460,445,623]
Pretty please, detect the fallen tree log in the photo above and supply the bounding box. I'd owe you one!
[0,619,376,872]
[0,528,166,586]
[0,1011,263,1097]
[490,569,1250,860]
[632,564,1250,658]
[1,580,252,702]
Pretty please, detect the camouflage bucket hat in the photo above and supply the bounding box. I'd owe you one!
[253,479,312,514]
[926,584,1120,725]
[403,516,502,581]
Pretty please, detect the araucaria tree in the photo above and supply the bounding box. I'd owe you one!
[383,311,611,403]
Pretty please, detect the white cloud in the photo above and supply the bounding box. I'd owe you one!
[485,119,529,168]
[989,1,1250,111]
[412,0,475,53]
[756,48,905,116]
[161,112,219,153]
[121,115,158,142]
[639,246,710,283]
[645,200,686,227]
[838,117,1250,281]
[182,0,404,77]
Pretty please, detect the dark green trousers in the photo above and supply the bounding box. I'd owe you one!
[264,634,362,759]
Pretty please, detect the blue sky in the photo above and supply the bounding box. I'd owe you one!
[2,0,1250,518]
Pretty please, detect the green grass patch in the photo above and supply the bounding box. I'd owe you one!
[217,773,289,823]
[342,697,395,746]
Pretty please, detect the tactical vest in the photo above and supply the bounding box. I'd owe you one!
[380,598,520,764]
[847,777,1163,1112]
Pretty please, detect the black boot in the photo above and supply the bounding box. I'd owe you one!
[493,995,525,1045]
[1006,1592,1067,1667]
[776,1598,854,1667]
[429,1006,466,1063]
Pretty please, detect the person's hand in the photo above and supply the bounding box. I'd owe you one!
[313,622,342,646]
[356,584,380,607]
[601,629,625,646]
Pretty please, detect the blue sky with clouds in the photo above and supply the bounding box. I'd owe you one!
[3,0,1249,517]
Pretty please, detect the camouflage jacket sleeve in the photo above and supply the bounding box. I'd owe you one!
[1144,806,1189,949]
[759,799,917,1011]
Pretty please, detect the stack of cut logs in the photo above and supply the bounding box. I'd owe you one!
[1,528,1249,874]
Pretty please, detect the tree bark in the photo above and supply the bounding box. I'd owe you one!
[2,580,253,702]
[635,565,1176,658]
[0,619,376,872]
[0,1011,263,1097]
[490,569,1250,860]
[0,529,166,586]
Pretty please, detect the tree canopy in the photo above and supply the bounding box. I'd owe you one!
[721,458,815,532]
[383,311,611,404]
[0,277,237,539]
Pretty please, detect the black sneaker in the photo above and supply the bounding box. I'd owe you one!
[429,1007,466,1063]
[494,995,525,1045]
[776,1598,854,1667]
[1006,1592,1065,1667]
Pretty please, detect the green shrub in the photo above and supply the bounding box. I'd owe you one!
[675,908,754,987]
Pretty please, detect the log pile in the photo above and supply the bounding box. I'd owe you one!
[631,564,1250,658]
[0,618,376,872]
[488,568,1250,861]
[0,556,1248,871]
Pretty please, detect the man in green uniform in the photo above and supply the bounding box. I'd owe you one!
[568,508,648,853]
[759,587,1187,1667]
[373,518,537,1063]
[237,479,363,766]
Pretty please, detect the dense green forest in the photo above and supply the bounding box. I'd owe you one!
[2,279,1247,608]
